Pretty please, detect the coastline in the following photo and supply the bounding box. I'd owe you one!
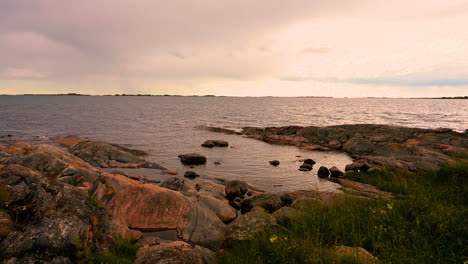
[0,124,467,263]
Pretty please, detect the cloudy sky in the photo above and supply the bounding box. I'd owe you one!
[1,0,467,97]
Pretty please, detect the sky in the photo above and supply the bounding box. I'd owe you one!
[0,0,468,97]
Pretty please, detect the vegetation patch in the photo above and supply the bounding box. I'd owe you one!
[220,163,467,264]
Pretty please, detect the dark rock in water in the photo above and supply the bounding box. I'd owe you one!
[201,140,215,148]
[329,166,344,177]
[135,241,204,264]
[241,193,283,213]
[269,160,280,166]
[345,163,360,172]
[299,163,313,171]
[225,180,248,201]
[303,159,316,165]
[178,153,207,165]
[299,167,311,171]
[213,161,221,165]
[201,140,229,148]
[163,169,178,175]
[317,166,330,178]
[184,171,200,179]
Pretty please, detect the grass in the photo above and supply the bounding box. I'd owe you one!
[74,234,139,264]
[219,162,468,264]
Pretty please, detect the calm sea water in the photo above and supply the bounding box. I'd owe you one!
[0,96,466,192]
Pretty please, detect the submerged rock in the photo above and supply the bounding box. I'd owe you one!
[299,163,313,171]
[303,159,316,165]
[178,153,207,165]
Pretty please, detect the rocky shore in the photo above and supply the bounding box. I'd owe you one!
[0,124,465,263]
[205,124,468,172]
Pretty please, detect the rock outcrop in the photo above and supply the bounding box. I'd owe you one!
[51,136,165,169]
[204,124,468,172]
[178,153,207,165]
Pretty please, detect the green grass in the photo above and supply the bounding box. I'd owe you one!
[220,163,468,264]
[74,234,139,264]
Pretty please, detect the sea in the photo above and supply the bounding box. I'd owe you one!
[0,96,466,192]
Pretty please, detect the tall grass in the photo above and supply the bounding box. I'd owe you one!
[220,163,467,264]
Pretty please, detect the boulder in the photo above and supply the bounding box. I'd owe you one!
[161,177,197,192]
[329,166,344,177]
[225,207,277,242]
[111,170,128,177]
[269,160,280,166]
[272,206,301,225]
[241,193,283,213]
[178,153,207,165]
[135,241,204,264]
[225,180,248,200]
[199,195,237,223]
[317,166,330,178]
[184,171,200,179]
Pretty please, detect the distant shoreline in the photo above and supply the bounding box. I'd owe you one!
[0,94,467,99]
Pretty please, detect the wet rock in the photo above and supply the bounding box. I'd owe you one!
[272,206,301,225]
[184,171,200,179]
[317,166,330,178]
[201,140,215,148]
[213,161,221,165]
[225,180,248,201]
[329,166,344,177]
[129,175,141,181]
[241,193,283,213]
[202,140,229,148]
[299,163,313,171]
[178,153,207,165]
[269,160,280,166]
[225,207,277,242]
[303,159,316,165]
[135,241,204,264]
